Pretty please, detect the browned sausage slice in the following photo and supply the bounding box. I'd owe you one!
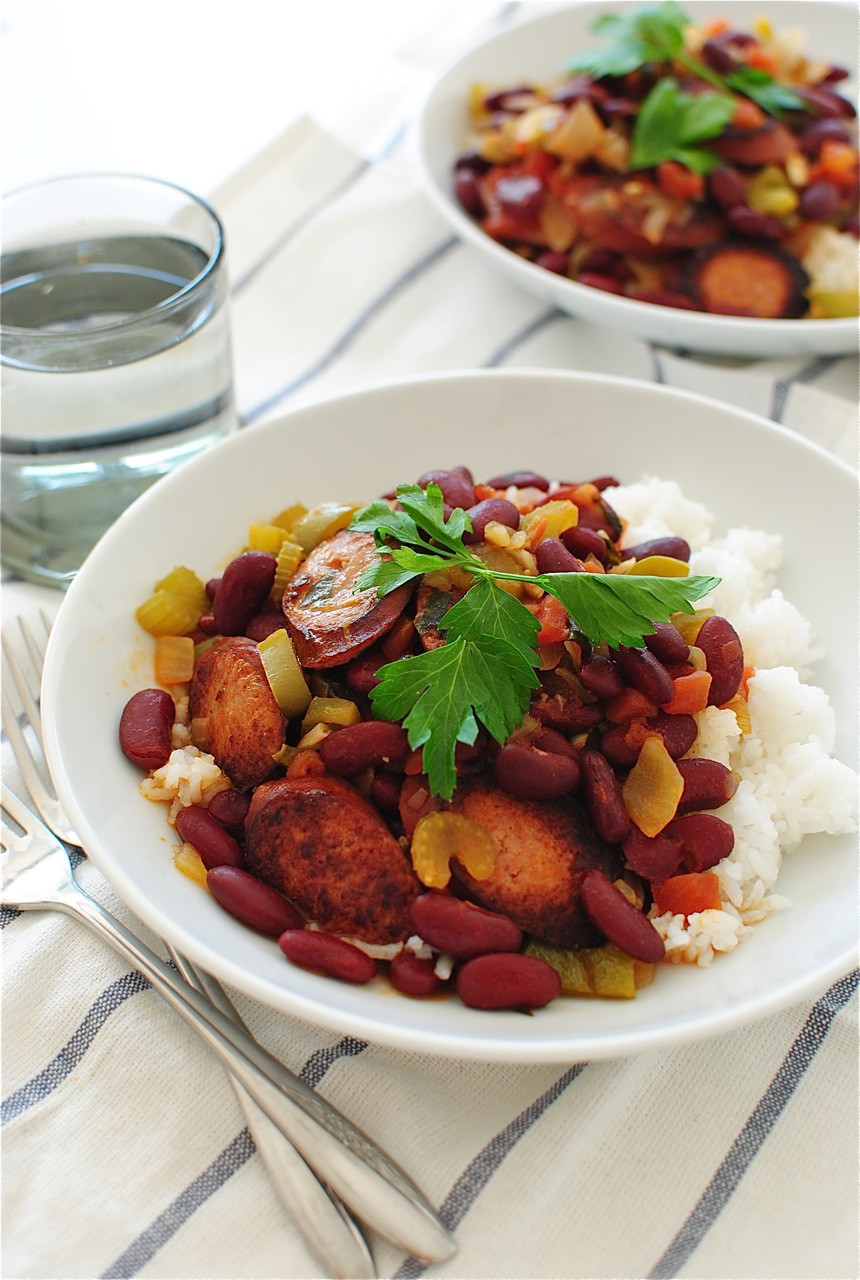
[449,776,622,948]
[565,174,725,258]
[712,121,796,167]
[282,529,410,668]
[245,775,420,944]
[189,637,284,791]
[686,242,809,318]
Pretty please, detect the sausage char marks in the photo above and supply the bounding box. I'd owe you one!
[189,636,284,791]
[245,775,420,944]
[449,776,622,948]
[281,529,410,668]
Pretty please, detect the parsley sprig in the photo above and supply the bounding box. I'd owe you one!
[567,2,807,174]
[350,483,718,800]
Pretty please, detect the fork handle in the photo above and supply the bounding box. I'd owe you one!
[56,886,455,1264]
[166,945,375,1280]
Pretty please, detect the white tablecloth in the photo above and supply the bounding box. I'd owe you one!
[3,5,858,1278]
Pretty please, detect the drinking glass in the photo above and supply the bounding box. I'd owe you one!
[1,174,238,588]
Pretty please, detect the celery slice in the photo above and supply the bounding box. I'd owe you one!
[291,502,358,553]
[300,695,361,733]
[257,628,312,718]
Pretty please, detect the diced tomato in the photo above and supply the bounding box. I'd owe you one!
[744,45,777,75]
[652,872,722,917]
[731,98,766,130]
[661,669,713,715]
[604,687,659,724]
[657,160,705,202]
[482,209,543,243]
[817,139,859,191]
[474,483,501,502]
[535,592,570,646]
[522,146,557,182]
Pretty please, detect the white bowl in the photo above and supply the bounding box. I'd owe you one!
[413,1,859,357]
[43,370,858,1062]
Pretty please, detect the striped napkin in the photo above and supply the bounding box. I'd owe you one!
[2,5,858,1277]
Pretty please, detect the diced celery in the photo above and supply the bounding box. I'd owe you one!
[271,538,304,603]
[300,695,361,733]
[272,743,298,768]
[297,723,332,750]
[257,628,312,718]
[290,502,358,553]
[136,590,202,638]
[410,812,499,889]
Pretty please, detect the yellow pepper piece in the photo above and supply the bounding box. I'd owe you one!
[410,812,499,890]
[291,502,358,553]
[300,696,362,734]
[521,499,579,542]
[622,735,684,837]
[525,940,644,998]
[257,628,312,718]
[809,289,860,319]
[670,609,714,644]
[247,523,290,555]
[626,556,689,578]
[271,502,307,532]
[154,635,195,686]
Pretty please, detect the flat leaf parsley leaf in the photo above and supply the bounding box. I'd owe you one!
[630,78,736,173]
[350,483,719,799]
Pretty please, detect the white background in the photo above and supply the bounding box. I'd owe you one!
[1,0,489,196]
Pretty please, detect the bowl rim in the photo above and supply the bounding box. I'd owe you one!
[411,0,859,351]
[42,367,859,1062]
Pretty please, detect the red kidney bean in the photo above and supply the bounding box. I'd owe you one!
[664,813,735,871]
[580,870,665,963]
[175,804,245,869]
[494,741,580,800]
[213,551,277,636]
[622,826,684,882]
[676,759,738,814]
[389,951,441,997]
[796,84,856,119]
[632,289,700,311]
[560,525,609,565]
[453,148,492,175]
[484,470,549,491]
[799,180,841,222]
[797,117,851,155]
[416,469,475,510]
[727,206,784,239]
[612,645,675,705]
[579,654,624,699]
[245,609,286,642]
[205,577,221,600]
[119,689,175,770]
[319,720,409,776]
[578,271,626,295]
[483,84,534,111]
[589,475,621,492]
[534,250,570,275]
[496,174,544,220]
[701,36,740,74]
[599,724,641,770]
[709,166,747,209]
[580,750,630,844]
[695,615,744,706]
[531,726,580,760]
[454,168,484,217]
[207,865,303,934]
[197,612,220,637]
[346,649,384,694]
[409,893,522,958]
[369,770,403,814]
[573,494,622,540]
[533,697,602,735]
[279,929,377,984]
[207,787,251,834]
[651,711,699,760]
[622,535,691,563]
[462,497,521,543]
[534,538,584,575]
[578,247,624,276]
[456,952,561,1010]
[644,621,690,665]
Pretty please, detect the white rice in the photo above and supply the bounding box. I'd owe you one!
[801,225,860,296]
[608,476,857,966]
[140,744,230,823]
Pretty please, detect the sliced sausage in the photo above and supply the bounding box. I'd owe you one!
[711,121,796,167]
[281,529,410,668]
[686,242,809,318]
[565,174,725,258]
[245,775,420,944]
[449,776,621,948]
[189,637,284,791]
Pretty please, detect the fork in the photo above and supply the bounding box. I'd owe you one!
[1,614,456,1269]
[2,616,374,1279]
